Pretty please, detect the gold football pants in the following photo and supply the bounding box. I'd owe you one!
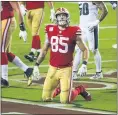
[42,65,73,103]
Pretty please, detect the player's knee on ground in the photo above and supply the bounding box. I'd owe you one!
[42,97,52,102]
[60,90,69,104]
[42,89,53,102]
[42,95,52,102]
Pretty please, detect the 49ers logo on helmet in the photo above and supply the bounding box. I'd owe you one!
[55,7,70,27]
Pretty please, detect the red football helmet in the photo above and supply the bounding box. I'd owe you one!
[55,7,70,26]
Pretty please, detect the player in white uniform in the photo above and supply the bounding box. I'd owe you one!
[73,1,108,79]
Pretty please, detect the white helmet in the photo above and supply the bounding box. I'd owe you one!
[55,7,70,26]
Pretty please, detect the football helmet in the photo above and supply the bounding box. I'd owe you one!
[55,7,70,26]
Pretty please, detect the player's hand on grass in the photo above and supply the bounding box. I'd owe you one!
[78,64,87,77]
[19,22,27,42]
[88,20,99,32]
[50,8,55,22]
[20,4,27,16]
[32,66,41,80]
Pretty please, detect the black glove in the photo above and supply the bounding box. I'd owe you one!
[19,22,26,31]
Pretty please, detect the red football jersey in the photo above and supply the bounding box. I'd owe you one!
[45,25,81,68]
[26,1,44,10]
[1,1,14,20]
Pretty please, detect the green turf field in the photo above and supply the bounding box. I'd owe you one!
[2,2,117,113]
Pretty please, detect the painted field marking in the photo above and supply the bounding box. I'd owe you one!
[2,98,116,115]
[9,78,115,90]
[100,26,116,29]
[2,112,25,114]
[8,60,116,70]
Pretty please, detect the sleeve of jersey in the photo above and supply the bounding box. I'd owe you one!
[75,26,82,35]
[45,25,50,44]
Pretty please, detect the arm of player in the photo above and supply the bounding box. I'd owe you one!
[19,2,27,16]
[20,1,27,16]
[76,32,89,76]
[10,2,23,24]
[32,36,50,79]
[47,2,55,22]
[93,1,108,22]
[88,1,108,32]
[10,2,27,42]
[35,43,49,66]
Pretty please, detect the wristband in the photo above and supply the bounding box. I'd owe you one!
[35,62,39,66]
[82,61,87,65]
[19,22,26,31]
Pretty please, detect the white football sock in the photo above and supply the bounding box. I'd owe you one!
[37,49,41,53]
[31,48,36,54]
[2,65,8,81]
[12,56,28,72]
[94,50,102,72]
[73,49,82,72]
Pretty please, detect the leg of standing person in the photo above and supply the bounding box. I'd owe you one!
[24,8,44,62]
[87,26,103,79]
[1,18,14,87]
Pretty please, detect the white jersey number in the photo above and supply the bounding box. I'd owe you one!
[51,36,69,53]
[79,3,89,15]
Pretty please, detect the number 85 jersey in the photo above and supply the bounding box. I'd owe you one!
[78,2,98,27]
[45,24,81,68]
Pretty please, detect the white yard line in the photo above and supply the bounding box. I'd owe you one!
[74,81,115,90]
[12,25,116,45]
[2,98,116,115]
[100,26,116,29]
[99,38,116,40]
[2,112,25,115]
[8,60,116,70]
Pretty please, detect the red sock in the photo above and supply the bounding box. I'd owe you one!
[1,52,8,65]
[32,35,41,49]
[70,88,81,102]
[7,52,15,62]
[53,87,61,98]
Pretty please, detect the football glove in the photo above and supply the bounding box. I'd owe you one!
[32,66,41,80]
[20,4,27,16]
[50,8,55,22]
[78,64,87,77]
[19,22,27,42]
[88,20,99,32]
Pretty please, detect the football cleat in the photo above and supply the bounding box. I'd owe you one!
[75,85,91,101]
[34,52,40,60]
[24,68,33,86]
[52,87,61,98]
[1,78,9,87]
[90,72,103,80]
[24,52,34,62]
